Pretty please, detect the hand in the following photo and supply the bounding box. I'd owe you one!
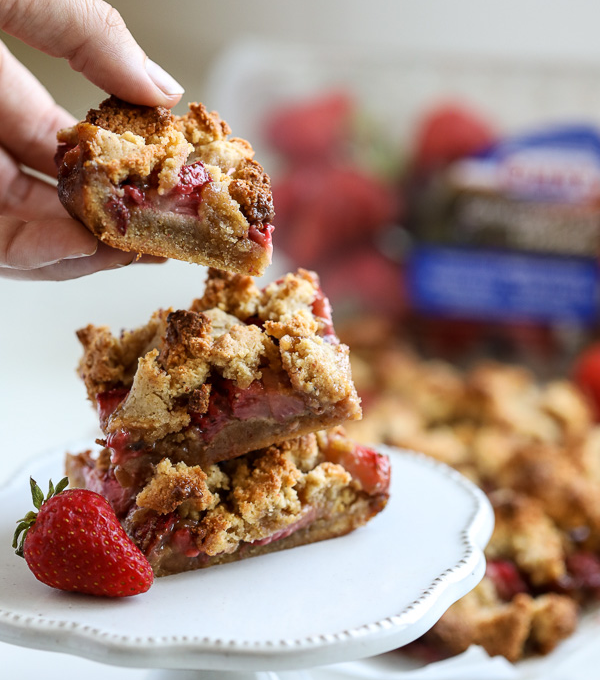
[0,0,184,281]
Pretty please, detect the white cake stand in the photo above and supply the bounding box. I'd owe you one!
[0,444,493,680]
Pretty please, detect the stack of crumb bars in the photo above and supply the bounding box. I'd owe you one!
[67,268,390,576]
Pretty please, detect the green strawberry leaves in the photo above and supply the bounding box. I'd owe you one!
[13,477,69,558]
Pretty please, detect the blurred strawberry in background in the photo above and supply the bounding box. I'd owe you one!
[411,102,497,173]
[272,163,397,264]
[574,343,600,421]
[264,91,403,316]
[318,247,407,316]
[263,94,504,326]
[265,91,354,162]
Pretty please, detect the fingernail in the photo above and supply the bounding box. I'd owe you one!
[64,249,97,260]
[145,58,185,96]
[107,256,136,270]
[37,248,96,266]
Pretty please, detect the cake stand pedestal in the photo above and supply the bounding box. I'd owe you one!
[0,445,493,680]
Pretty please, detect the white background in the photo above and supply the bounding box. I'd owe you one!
[3,2,600,678]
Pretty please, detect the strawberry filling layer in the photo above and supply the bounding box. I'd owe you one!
[189,375,306,443]
[249,508,318,547]
[248,223,274,248]
[81,464,137,518]
[105,430,141,467]
[487,552,600,601]
[156,507,322,564]
[324,443,391,495]
[485,559,529,601]
[55,142,77,169]
[100,160,273,249]
[311,286,336,340]
[99,373,307,465]
[106,161,213,234]
[135,507,322,562]
[97,387,130,429]
[559,552,600,597]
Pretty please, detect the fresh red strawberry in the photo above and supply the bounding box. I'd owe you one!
[13,477,153,597]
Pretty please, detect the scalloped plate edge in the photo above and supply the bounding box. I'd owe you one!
[0,444,494,671]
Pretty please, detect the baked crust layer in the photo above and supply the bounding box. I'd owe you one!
[56,97,274,275]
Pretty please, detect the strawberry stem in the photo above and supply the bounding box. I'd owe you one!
[12,477,69,558]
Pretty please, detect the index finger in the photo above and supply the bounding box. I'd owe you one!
[0,40,75,177]
[0,0,184,108]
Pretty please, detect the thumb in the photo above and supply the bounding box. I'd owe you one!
[0,0,184,107]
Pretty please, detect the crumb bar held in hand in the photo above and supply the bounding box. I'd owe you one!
[56,97,275,275]
[77,268,362,487]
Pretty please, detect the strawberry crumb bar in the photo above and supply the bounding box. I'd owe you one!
[66,428,390,576]
[77,268,362,490]
[56,97,274,276]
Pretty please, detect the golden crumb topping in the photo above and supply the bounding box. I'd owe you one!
[487,489,566,585]
[85,96,173,139]
[298,462,353,508]
[136,458,215,514]
[191,269,260,319]
[176,102,231,146]
[58,96,274,226]
[210,324,273,389]
[161,310,213,369]
[201,308,243,337]
[229,447,303,522]
[109,350,190,440]
[280,336,356,406]
[258,269,319,322]
[344,343,598,661]
[264,311,319,340]
[228,159,274,225]
[76,311,166,402]
[76,117,193,193]
[427,578,577,662]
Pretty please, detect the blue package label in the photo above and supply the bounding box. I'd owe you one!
[407,246,600,323]
[463,125,600,204]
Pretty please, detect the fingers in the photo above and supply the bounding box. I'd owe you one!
[0,42,75,177]
[0,0,184,108]
[2,174,68,222]
[0,241,136,281]
[0,215,98,270]
[0,215,166,281]
[0,0,182,283]
[0,145,71,220]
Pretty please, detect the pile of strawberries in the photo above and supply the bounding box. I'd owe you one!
[263,93,497,320]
